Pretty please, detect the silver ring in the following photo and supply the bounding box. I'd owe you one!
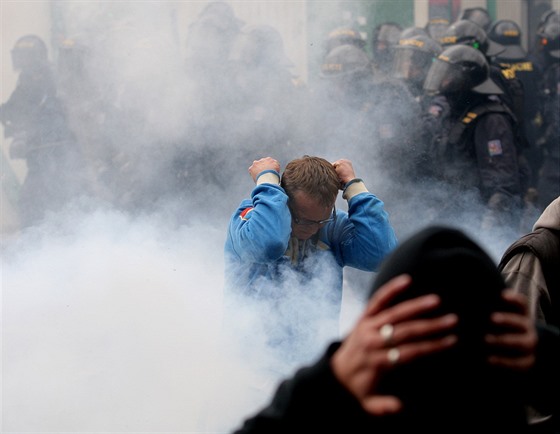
[379,323,395,346]
[387,347,400,365]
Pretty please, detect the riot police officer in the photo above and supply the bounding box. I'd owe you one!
[423,45,526,237]
[439,19,528,170]
[425,17,450,42]
[457,6,493,32]
[393,34,443,98]
[370,22,403,76]
[1,35,89,228]
[489,19,545,197]
[323,26,367,56]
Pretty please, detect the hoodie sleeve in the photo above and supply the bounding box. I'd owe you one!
[225,175,292,263]
[326,182,397,271]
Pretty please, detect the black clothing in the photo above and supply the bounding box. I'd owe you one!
[430,93,525,231]
[231,226,560,434]
[494,58,545,190]
[536,63,560,210]
[1,66,88,227]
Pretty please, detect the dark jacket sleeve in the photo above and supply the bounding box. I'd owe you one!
[528,323,560,415]
[473,112,523,203]
[231,342,371,433]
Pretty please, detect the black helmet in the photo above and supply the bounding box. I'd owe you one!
[325,26,366,53]
[230,24,293,68]
[538,9,560,32]
[198,1,244,31]
[371,22,402,64]
[488,19,526,59]
[11,34,48,71]
[393,35,442,85]
[440,19,505,57]
[424,44,503,96]
[320,43,372,79]
[185,13,235,63]
[425,17,450,41]
[400,26,429,39]
[372,22,402,47]
[539,21,560,59]
[458,7,492,31]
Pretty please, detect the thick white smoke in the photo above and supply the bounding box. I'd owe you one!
[2,1,529,432]
[2,206,365,432]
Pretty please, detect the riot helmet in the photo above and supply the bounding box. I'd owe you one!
[538,9,560,32]
[185,13,234,64]
[320,43,372,79]
[371,22,402,68]
[440,19,505,57]
[198,1,244,31]
[488,19,526,60]
[424,44,503,96]
[393,34,442,87]
[11,34,49,72]
[230,24,293,68]
[324,26,366,54]
[400,26,429,39]
[539,21,560,59]
[425,17,450,41]
[320,43,374,106]
[457,7,492,31]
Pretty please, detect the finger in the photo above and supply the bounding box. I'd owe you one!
[381,335,457,369]
[361,395,403,416]
[485,330,536,354]
[365,274,413,316]
[390,314,458,345]
[368,292,442,331]
[488,353,535,371]
[500,290,528,315]
[489,311,531,332]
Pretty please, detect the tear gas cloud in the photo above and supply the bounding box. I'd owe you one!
[2,1,528,432]
[2,207,361,432]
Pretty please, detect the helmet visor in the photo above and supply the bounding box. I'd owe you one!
[393,49,432,82]
[423,58,467,95]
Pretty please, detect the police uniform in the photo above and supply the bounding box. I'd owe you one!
[423,45,526,233]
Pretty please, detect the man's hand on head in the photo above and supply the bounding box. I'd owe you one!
[249,157,280,183]
[333,159,356,188]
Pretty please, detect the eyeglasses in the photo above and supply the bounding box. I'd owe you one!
[291,206,336,226]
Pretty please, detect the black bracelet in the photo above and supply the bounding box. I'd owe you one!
[256,169,280,182]
[344,178,363,190]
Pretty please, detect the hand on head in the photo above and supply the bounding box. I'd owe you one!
[331,274,458,415]
[330,274,537,417]
[249,157,280,183]
[332,158,356,188]
[485,289,537,371]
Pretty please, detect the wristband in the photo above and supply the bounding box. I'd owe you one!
[343,178,363,190]
[342,178,367,200]
[256,169,280,185]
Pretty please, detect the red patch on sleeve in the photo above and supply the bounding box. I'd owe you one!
[239,207,254,220]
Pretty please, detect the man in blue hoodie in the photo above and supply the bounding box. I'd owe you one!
[223,155,397,370]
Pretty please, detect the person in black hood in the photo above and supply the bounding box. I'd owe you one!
[230,225,557,434]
